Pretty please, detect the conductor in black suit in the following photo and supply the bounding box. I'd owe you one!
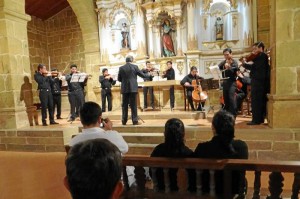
[118,55,148,125]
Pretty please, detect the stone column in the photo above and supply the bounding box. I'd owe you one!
[267,0,300,128]
[0,0,31,129]
[148,21,154,58]
[239,0,253,47]
[175,18,182,56]
[135,2,147,58]
[187,0,197,50]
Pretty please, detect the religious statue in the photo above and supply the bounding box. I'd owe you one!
[161,19,175,57]
[121,23,130,49]
[215,17,224,40]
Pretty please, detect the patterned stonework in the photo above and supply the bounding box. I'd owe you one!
[108,1,133,25]
[189,59,198,68]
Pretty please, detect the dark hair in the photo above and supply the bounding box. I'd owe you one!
[80,101,102,126]
[66,138,122,199]
[70,64,77,69]
[167,61,172,65]
[164,118,185,156]
[51,68,58,72]
[37,64,45,71]
[146,61,150,64]
[190,66,197,71]
[223,48,232,54]
[253,41,265,51]
[102,68,108,74]
[125,55,133,63]
[212,110,236,153]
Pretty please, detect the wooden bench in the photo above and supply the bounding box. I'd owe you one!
[122,155,300,199]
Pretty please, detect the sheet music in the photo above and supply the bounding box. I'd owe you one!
[209,65,223,80]
[70,73,87,83]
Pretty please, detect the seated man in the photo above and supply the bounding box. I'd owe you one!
[194,110,248,197]
[180,66,206,111]
[69,101,128,154]
[64,138,123,199]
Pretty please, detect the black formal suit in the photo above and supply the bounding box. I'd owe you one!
[162,67,175,108]
[243,52,270,124]
[99,75,116,112]
[194,136,248,196]
[34,72,55,125]
[218,59,238,116]
[118,62,147,124]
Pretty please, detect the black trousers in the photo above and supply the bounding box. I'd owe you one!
[251,81,267,123]
[223,80,237,116]
[122,92,138,124]
[169,85,175,108]
[68,90,84,120]
[101,89,112,112]
[39,90,54,124]
[236,91,246,112]
[143,86,154,108]
[52,94,61,118]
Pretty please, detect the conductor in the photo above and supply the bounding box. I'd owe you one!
[118,55,148,125]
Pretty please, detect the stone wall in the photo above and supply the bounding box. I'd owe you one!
[257,0,270,47]
[27,6,85,75]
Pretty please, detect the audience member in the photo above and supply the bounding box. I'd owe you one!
[64,138,123,199]
[151,118,195,192]
[69,101,128,154]
[194,110,248,197]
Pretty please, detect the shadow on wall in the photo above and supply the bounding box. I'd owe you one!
[20,76,40,126]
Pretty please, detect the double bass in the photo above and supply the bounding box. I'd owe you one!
[191,79,208,103]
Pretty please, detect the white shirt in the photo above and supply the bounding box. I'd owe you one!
[69,127,128,154]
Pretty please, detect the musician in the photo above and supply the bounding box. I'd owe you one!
[99,68,116,112]
[162,61,175,111]
[141,61,155,110]
[180,66,205,111]
[34,64,58,126]
[241,41,270,125]
[235,71,251,114]
[51,68,63,119]
[118,55,148,125]
[218,48,238,117]
[65,64,85,122]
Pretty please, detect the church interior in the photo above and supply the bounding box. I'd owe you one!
[0,0,300,198]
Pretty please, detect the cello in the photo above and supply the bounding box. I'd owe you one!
[191,79,208,103]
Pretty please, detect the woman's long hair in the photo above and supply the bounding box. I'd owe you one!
[164,118,185,156]
[212,110,236,154]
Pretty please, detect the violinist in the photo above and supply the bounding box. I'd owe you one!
[180,66,205,111]
[65,64,85,122]
[218,48,238,117]
[51,68,63,119]
[162,61,175,111]
[34,64,58,126]
[241,41,270,125]
[141,61,155,110]
[99,68,116,112]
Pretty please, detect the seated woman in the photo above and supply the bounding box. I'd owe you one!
[194,110,248,197]
[151,118,195,192]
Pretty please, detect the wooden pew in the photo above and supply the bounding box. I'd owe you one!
[122,155,300,199]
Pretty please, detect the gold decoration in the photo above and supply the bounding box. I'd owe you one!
[131,26,136,40]
[203,0,212,11]
[232,15,237,28]
[108,1,133,25]
[202,40,239,50]
[177,48,183,56]
[189,59,198,68]
[204,61,218,74]
[187,0,196,8]
[176,61,184,75]
[98,8,107,28]
[188,35,198,50]
[229,0,238,9]
[211,10,222,17]
[159,61,168,72]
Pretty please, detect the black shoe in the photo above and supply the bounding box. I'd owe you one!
[50,121,59,125]
[122,121,127,125]
[67,118,75,122]
[56,117,63,119]
[42,123,48,126]
[133,122,142,125]
[247,122,261,125]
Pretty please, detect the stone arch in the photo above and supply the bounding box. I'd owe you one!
[67,0,101,101]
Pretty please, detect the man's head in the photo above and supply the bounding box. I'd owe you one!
[37,64,46,73]
[253,41,265,53]
[166,61,172,69]
[80,101,102,127]
[125,55,133,63]
[102,68,108,76]
[190,66,198,76]
[64,138,123,199]
[146,61,151,70]
[70,64,77,74]
[212,110,235,139]
[222,48,232,60]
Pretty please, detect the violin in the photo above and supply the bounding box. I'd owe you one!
[239,52,260,62]
[191,79,208,103]
[42,71,59,76]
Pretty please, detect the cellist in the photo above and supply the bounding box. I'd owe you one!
[180,66,206,111]
[218,48,239,117]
